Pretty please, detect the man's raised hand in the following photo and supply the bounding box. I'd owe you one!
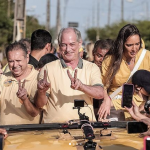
[67,69,83,90]
[38,70,50,92]
[16,79,28,101]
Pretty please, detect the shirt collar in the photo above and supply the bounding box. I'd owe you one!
[60,57,83,69]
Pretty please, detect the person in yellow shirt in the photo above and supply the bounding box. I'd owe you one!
[35,27,104,123]
[3,38,31,74]
[92,39,114,68]
[0,42,40,125]
[98,24,150,120]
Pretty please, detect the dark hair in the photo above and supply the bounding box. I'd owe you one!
[38,53,58,69]
[0,61,3,68]
[5,42,27,59]
[104,24,142,87]
[31,29,52,51]
[19,38,31,52]
[132,70,150,94]
[93,39,114,54]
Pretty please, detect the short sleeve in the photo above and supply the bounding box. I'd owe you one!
[90,63,103,87]
[101,56,111,88]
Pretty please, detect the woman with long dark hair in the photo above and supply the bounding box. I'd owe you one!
[98,24,150,120]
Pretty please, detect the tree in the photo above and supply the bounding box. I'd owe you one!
[26,16,45,38]
[136,21,150,49]
[86,20,150,49]
[0,0,14,51]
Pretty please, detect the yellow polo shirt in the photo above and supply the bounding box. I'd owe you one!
[2,63,9,73]
[0,65,40,125]
[102,49,150,118]
[39,58,103,123]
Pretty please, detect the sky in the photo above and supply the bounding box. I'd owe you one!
[26,0,150,40]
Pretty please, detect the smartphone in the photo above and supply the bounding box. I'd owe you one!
[121,84,134,108]
[127,121,148,134]
[144,136,150,150]
[74,100,85,107]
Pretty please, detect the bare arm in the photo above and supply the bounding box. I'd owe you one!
[22,97,39,117]
[17,80,39,117]
[67,69,104,99]
[36,90,48,108]
[36,70,50,108]
[97,89,112,119]
[125,101,148,121]
[79,84,104,99]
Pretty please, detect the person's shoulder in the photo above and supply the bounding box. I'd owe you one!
[31,67,39,75]
[82,59,99,69]
[45,59,60,67]
[83,59,95,65]
[41,59,60,71]
[3,71,12,77]
[102,55,112,66]
[0,72,13,83]
[83,59,94,66]
[103,55,112,61]
[145,49,150,55]
[141,49,150,58]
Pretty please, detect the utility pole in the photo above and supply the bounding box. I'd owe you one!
[63,0,68,27]
[46,0,50,31]
[92,2,95,27]
[146,0,149,20]
[108,0,111,26]
[13,0,26,42]
[96,0,100,40]
[7,0,11,17]
[13,0,17,42]
[56,0,61,38]
[121,0,124,22]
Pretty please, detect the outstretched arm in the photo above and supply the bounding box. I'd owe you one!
[67,69,104,99]
[97,89,112,120]
[17,80,39,117]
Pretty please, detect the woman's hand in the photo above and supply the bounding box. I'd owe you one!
[125,101,147,121]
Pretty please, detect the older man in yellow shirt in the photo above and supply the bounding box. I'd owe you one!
[36,27,104,123]
[0,42,40,125]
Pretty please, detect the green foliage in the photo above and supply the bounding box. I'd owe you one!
[26,16,45,39]
[0,0,14,51]
[26,16,56,42]
[86,20,150,49]
[86,28,97,41]
[0,0,48,51]
[136,20,150,49]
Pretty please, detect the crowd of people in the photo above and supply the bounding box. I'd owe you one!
[0,24,150,138]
